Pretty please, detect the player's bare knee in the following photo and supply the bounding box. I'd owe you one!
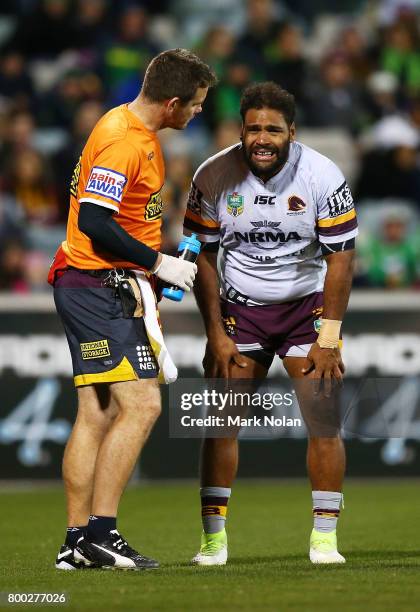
[204,438,237,451]
[309,435,342,450]
[75,405,109,437]
[136,390,161,423]
[116,394,161,424]
[76,386,112,433]
[145,398,161,424]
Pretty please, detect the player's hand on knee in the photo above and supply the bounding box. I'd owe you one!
[203,334,247,378]
[302,343,344,397]
[153,253,197,291]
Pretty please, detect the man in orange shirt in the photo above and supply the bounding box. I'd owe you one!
[52,49,216,571]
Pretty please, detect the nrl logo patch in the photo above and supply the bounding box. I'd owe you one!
[227,192,244,217]
[314,318,322,334]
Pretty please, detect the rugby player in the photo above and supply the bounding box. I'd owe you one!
[52,49,216,570]
[183,82,357,565]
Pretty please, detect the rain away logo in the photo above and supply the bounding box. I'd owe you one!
[85,166,127,204]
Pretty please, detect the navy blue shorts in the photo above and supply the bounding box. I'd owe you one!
[54,269,158,387]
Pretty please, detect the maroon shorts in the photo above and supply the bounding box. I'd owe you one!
[221,292,324,369]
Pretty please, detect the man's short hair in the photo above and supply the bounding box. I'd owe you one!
[240,82,296,126]
[142,48,217,104]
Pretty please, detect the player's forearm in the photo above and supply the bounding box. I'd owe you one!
[78,203,159,270]
[322,249,355,321]
[194,250,225,337]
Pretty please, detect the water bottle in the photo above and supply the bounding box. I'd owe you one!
[162,233,201,301]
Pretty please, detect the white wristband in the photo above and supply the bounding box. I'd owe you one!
[317,319,342,348]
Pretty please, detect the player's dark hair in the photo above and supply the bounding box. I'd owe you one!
[142,48,217,104]
[240,82,296,126]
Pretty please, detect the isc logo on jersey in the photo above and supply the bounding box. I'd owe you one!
[85,166,128,204]
[254,195,276,205]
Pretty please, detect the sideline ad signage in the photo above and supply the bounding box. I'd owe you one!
[0,296,420,478]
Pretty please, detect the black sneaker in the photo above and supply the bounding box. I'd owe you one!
[55,544,85,570]
[74,530,159,570]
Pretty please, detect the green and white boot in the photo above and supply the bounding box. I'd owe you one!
[191,529,228,566]
[309,529,345,564]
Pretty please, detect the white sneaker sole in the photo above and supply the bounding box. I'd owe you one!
[309,548,346,564]
[191,546,228,566]
[55,560,79,570]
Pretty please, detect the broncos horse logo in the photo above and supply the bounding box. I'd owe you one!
[288,196,306,212]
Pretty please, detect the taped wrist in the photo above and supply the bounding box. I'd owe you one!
[317,319,342,348]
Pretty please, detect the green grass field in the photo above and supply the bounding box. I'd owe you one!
[1,480,420,611]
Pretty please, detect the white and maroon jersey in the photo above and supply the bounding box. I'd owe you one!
[183,141,358,305]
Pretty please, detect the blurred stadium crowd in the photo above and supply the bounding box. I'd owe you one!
[0,0,420,292]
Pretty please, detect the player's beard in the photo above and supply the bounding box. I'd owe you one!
[243,139,291,180]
